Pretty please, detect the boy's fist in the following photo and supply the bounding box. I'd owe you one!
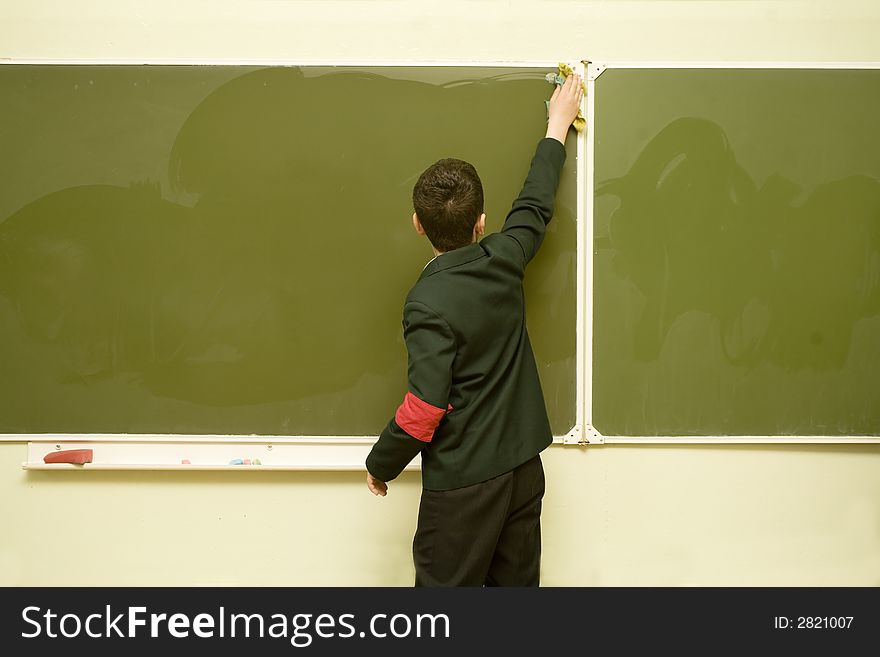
[367,472,388,497]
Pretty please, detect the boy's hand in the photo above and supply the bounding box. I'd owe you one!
[367,473,388,497]
[546,74,583,144]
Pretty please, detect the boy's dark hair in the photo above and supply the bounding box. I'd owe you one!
[412,158,484,253]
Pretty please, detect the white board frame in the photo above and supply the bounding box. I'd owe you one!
[584,61,880,445]
[0,59,587,468]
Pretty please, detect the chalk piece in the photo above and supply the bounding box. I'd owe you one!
[181,459,191,464]
[253,458,262,465]
[229,458,244,465]
[243,459,251,465]
[44,449,93,465]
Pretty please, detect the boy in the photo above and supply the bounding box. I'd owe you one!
[366,74,583,586]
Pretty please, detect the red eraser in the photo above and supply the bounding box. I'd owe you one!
[43,449,93,464]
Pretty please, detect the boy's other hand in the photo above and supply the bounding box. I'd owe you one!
[546,73,584,144]
[367,473,388,497]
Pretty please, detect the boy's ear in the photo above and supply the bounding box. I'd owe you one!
[412,212,426,236]
[475,213,486,237]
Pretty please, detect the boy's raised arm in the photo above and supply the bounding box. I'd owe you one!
[499,74,583,266]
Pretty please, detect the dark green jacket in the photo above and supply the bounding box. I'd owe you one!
[366,137,566,490]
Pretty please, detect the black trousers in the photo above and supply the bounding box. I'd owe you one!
[413,454,545,587]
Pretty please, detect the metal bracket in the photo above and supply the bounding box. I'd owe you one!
[586,62,606,82]
[583,424,604,444]
[563,424,604,446]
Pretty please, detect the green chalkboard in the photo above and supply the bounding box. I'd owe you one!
[0,65,577,436]
[593,68,880,436]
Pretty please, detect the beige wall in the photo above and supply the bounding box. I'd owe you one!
[2,0,879,586]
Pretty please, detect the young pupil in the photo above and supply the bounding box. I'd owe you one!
[366,74,583,586]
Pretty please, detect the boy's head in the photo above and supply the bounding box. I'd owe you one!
[412,158,485,253]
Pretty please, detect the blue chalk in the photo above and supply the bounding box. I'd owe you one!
[229,458,244,465]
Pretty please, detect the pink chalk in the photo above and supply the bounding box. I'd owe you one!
[243,459,251,465]
[44,449,93,464]
[181,459,191,464]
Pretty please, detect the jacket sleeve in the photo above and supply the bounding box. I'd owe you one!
[366,301,456,482]
[498,137,567,267]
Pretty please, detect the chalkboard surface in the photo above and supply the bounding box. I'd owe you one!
[593,68,880,436]
[0,66,577,436]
